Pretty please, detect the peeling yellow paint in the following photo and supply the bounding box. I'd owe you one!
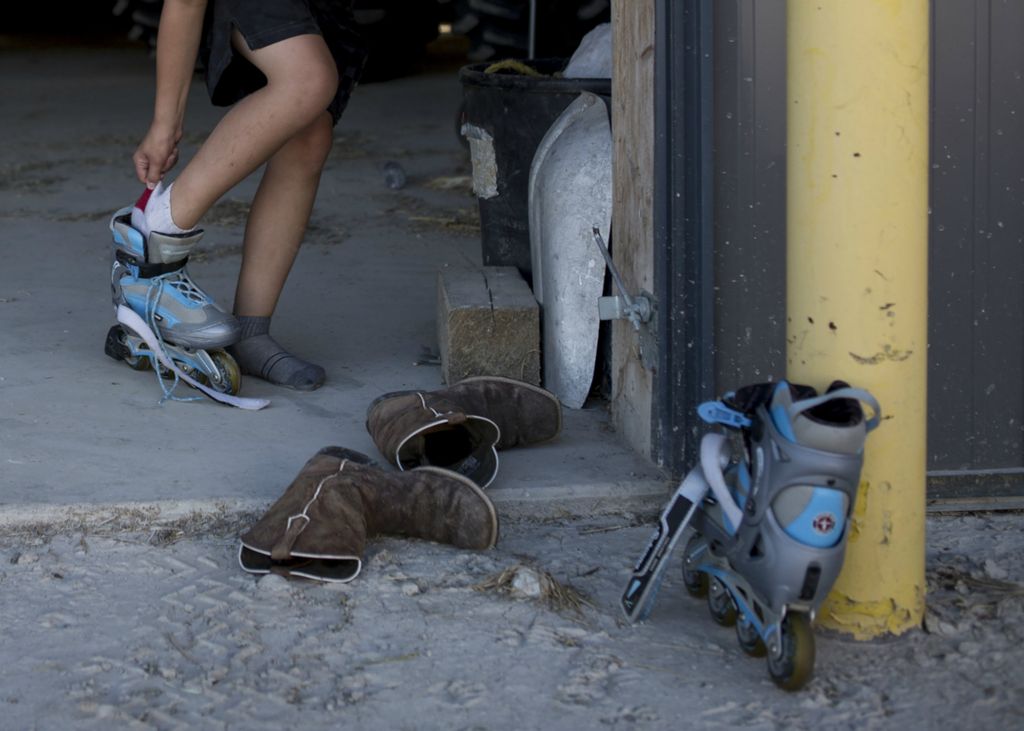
[821,591,926,640]
[849,344,914,365]
[788,0,928,639]
[846,479,869,542]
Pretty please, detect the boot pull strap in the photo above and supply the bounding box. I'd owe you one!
[271,515,310,561]
[413,387,466,421]
[787,387,882,432]
[416,392,440,415]
[271,460,348,560]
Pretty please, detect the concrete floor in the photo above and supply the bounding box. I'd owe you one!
[2,41,1021,731]
[0,42,668,528]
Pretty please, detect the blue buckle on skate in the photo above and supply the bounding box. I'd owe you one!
[698,400,752,429]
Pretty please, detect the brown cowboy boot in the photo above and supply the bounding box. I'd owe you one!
[365,376,562,487]
[238,447,499,583]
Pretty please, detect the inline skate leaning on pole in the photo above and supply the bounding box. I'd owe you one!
[621,380,881,690]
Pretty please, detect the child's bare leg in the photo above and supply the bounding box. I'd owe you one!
[233,112,334,317]
[169,31,338,230]
[227,111,334,391]
[128,28,341,391]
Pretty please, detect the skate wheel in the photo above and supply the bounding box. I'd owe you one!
[681,535,708,598]
[707,577,738,626]
[767,612,815,691]
[104,325,150,371]
[736,614,767,657]
[203,349,242,396]
[125,352,152,371]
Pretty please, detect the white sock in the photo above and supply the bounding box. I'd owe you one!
[130,181,189,239]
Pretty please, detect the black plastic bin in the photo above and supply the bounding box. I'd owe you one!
[459,60,611,287]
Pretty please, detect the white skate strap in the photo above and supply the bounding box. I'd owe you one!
[700,433,744,533]
[116,305,270,411]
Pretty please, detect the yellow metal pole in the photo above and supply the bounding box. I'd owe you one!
[787,0,929,639]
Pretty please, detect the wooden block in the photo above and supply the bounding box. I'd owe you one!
[437,266,541,385]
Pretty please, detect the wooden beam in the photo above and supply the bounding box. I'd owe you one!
[611,0,656,457]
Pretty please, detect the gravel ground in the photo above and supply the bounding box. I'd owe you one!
[1,512,1021,730]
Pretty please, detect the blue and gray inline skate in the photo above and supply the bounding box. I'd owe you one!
[104,207,243,397]
[622,380,880,690]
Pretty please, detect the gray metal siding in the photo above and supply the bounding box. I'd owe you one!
[709,0,1024,487]
[712,0,787,392]
[929,0,1024,473]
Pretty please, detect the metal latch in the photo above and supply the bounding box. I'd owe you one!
[592,227,654,331]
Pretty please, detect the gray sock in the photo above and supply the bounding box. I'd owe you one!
[228,316,325,391]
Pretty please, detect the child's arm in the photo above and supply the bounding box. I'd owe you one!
[133,0,209,188]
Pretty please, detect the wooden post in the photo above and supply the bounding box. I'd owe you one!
[611,0,656,457]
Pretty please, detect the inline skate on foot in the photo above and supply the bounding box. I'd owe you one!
[105,206,242,397]
[623,379,880,690]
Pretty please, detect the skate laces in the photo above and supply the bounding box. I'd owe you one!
[164,268,210,305]
[144,278,202,405]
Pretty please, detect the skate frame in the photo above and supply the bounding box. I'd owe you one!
[116,305,269,410]
[620,466,708,623]
[621,429,748,623]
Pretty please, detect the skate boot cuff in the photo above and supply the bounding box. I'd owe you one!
[715,380,881,440]
[112,210,204,268]
[147,229,205,264]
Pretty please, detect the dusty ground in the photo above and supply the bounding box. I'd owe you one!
[1,35,1021,731]
[1,511,1021,730]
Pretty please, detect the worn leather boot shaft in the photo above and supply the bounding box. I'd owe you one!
[340,459,499,550]
[437,376,562,449]
[239,447,498,583]
[366,391,501,487]
[365,376,562,486]
[239,447,371,582]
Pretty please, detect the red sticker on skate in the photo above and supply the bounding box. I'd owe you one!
[812,513,837,535]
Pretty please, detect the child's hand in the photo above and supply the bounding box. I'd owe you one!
[133,124,183,189]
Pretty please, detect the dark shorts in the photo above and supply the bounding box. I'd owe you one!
[200,0,368,126]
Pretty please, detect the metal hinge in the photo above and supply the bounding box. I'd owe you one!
[592,227,658,371]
